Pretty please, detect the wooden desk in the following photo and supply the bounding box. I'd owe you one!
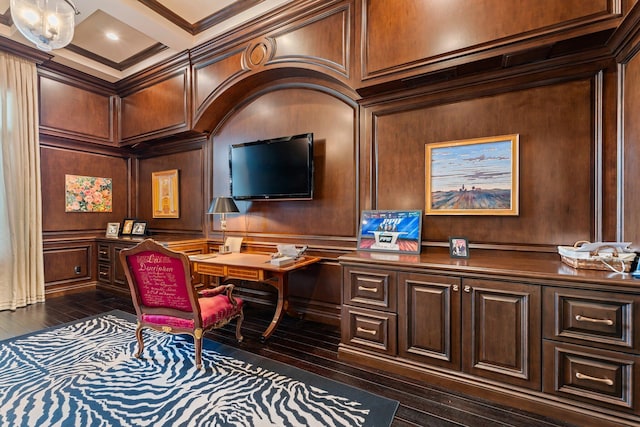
[190,252,320,341]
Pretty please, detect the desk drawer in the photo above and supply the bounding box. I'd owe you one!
[543,341,640,412]
[227,266,262,281]
[194,263,225,277]
[341,305,397,355]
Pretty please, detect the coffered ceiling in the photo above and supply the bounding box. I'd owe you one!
[0,0,291,82]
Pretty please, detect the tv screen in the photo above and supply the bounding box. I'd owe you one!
[229,133,314,200]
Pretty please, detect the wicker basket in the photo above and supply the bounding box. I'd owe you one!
[557,241,636,273]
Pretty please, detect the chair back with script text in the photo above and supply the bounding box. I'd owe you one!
[119,239,244,369]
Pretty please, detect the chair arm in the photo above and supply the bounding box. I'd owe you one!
[198,285,228,297]
[199,284,240,308]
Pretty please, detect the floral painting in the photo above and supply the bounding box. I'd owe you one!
[65,175,113,212]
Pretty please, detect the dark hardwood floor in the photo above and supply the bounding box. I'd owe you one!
[0,290,577,427]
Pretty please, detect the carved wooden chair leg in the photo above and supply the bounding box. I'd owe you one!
[194,328,203,369]
[135,323,145,358]
[235,311,244,343]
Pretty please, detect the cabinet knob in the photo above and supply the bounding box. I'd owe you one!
[452,285,459,292]
[464,285,471,293]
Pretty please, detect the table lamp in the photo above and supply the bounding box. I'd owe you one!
[207,197,239,254]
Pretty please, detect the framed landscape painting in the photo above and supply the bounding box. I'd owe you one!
[425,134,519,215]
[357,210,423,254]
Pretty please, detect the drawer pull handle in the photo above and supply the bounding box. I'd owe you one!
[356,327,377,336]
[575,372,614,386]
[358,286,378,293]
[575,314,614,326]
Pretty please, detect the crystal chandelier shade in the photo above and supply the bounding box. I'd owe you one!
[10,0,79,52]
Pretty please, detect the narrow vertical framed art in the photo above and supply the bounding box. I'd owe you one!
[152,169,179,218]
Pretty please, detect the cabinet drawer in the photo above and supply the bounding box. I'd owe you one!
[341,306,397,355]
[343,267,396,311]
[543,341,640,412]
[98,244,110,261]
[544,288,639,351]
[98,263,111,283]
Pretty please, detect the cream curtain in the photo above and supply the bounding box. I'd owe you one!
[0,52,44,311]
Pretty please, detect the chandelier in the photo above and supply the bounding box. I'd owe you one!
[10,0,80,52]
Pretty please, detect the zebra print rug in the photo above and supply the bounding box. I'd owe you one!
[0,310,397,426]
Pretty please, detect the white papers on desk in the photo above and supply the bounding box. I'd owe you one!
[225,237,243,253]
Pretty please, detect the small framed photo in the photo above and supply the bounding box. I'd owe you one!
[120,218,136,235]
[449,237,469,258]
[131,221,148,236]
[105,222,120,238]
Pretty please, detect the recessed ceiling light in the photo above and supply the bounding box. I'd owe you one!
[105,32,119,41]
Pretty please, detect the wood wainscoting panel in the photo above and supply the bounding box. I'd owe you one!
[43,243,92,284]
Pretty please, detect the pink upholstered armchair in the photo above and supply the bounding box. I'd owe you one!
[119,239,244,369]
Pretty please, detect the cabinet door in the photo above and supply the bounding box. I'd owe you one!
[113,243,134,289]
[398,273,461,370]
[462,278,541,390]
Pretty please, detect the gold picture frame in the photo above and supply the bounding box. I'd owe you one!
[120,218,136,235]
[425,134,519,216]
[152,169,179,218]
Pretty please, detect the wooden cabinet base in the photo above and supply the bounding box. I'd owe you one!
[338,345,639,427]
[339,250,640,427]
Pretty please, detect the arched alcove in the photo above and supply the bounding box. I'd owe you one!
[208,79,359,240]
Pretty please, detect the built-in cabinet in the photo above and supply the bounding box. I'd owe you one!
[343,267,540,389]
[339,251,640,427]
[96,237,207,293]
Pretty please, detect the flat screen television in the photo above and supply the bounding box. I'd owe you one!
[229,133,314,200]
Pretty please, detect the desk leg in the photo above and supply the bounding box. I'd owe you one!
[260,272,287,342]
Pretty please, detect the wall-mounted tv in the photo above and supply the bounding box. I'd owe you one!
[229,133,314,200]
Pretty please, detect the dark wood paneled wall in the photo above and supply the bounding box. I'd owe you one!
[137,142,208,235]
[40,145,129,233]
[370,78,597,246]
[362,0,612,81]
[212,86,358,240]
[621,27,640,246]
[39,72,116,145]
[23,0,640,317]
[120,67,191,143]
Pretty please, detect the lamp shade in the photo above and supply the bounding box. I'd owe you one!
[207,197,239,214]
[10,0,79,52]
